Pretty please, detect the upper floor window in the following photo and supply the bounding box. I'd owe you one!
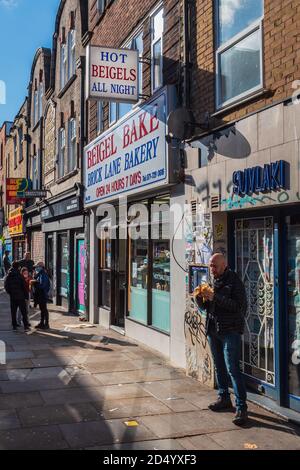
[216,0,264,108]
[151,7,164,93]
[132,31,144,97]
[60,43,67,90]
[33,89,39,126]
[39,83,43,120]
[32,154,39,190]
[97,101,104,135]
[13,135,17,169]
[18,127,23,162]
[68,30,76,80]
[0,143,3,168]
[58,127,66,179]
[97,0,106,14]
[68,118,76,173]
[109,102,117,126]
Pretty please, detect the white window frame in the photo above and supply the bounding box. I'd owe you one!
[68,29,76,80]
[18,127,23,162]
[33,89,39,126]
[215,1,264,109]
[151,6,164,94]
[109,102,117,126]
[60,43,67,90]
[67,118,76,173]
[97,101,104,135]
[32,154,39,190]
[131,29,144,100]
[13,135,17,169]
[38,82,43,121]
[58,127,66,179]
[97,0,106,14]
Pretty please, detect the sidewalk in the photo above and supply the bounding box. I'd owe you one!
[0,290,300,450]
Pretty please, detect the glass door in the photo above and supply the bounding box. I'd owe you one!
[235,217,277,398]
[286,216,300,411]
[58,233,69,309]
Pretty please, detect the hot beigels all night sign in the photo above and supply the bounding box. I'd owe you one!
[84,90,168,206]
[86,45,139,103]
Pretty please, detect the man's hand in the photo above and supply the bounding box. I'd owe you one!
[203,290,214,302]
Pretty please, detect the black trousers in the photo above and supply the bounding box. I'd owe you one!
[39,302,49,326]
[10,298,29,329]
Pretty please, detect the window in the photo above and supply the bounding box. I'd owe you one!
[33,89,39,126]
[68,30,76,80]
[132,31,144,97]
[0,143,3,168]
[13,135,17,169]
[58,128,66,178]
[32,154,39,190]
[109,102,117,126]
[216,0,264,108]
[97,101,104,134]
[60,44,67,89]
[18,127,23,162]
[39,83,43,120]
[99,238,111,309]
[68,118,76,173]
[97,0,106,14]
[151,7,164,92]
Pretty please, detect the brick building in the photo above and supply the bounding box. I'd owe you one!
[0,121,12,272]
[24,47,51,266]
[4,100,29,263]
[36,0,89,312]
[84,0,185,366]
[184,0,300,414]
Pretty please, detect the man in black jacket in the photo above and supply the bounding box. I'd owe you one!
[196,253,248,426]
[4,261,30,332]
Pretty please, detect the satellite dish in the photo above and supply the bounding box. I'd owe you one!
[167,107,196,140]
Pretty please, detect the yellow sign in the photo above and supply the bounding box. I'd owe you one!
[124,421,139,427]
[8,207,23,236]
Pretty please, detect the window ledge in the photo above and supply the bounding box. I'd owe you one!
[57,75,77,99]
[56,168,78,184]
[212,88,271,117]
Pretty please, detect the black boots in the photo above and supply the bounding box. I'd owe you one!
[208,396,233,411]
[232,409,249,426]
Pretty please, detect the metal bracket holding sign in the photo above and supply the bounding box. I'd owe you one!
[24,190,48,199]
[86,45,139,104]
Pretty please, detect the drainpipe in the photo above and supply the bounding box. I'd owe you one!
[182,0,192,109]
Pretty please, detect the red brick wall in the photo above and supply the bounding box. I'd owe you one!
[192,0,300,125]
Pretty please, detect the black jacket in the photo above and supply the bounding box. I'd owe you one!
[4,268,29,301]
[19,258,35,274]
[196,268,247,335]
[3,255,11,274]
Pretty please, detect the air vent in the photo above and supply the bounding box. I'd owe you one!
[211,194,220,211]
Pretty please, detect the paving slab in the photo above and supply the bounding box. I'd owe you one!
[0,359,33,370]
[94,367,185,386]
[93,396,173,419]
[139,378,206,400]
[178,435,224,450]
[5,351,35,360]
[87,439,186,450]
[59,419,156,448]
[18,403,102,427]
[0,410,21,430]
[31,357,78,368]
[0,376,74,394]
[0,391,44,410]
[0,425,69,450]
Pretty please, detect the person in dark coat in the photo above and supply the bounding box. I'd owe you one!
[19,252,35,276]
[4,261,30,331]
[3,251,11,275]
[31,262,50,330]
[196,253,248,426]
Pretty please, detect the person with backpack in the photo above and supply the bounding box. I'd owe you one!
[31,262,51,330]
[195,253,248,426]
[4,261,30,332]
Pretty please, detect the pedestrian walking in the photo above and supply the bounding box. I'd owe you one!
[19,252,35,276]
[195,253,248,426]
[4,261,30,332]
[32,262,51,330]
[2,250,11,276]
[17,267,32,327]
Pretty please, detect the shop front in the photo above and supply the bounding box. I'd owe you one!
[41,195,85,313]
[85,87,186,363]
[8,207,26,262]
[186,100,300,415]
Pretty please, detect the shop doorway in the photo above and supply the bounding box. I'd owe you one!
[111,233,127,330]
[231,210,300,413]
[57,232,69,310]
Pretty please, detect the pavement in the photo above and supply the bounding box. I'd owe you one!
[0,286,300,450]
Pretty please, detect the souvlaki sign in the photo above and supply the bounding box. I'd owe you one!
[84,91,168,206]
[86,45,139,103]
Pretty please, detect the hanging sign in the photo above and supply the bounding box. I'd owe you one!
[86,45,139,103]
[8,207,23,236]
[6,178,32,205]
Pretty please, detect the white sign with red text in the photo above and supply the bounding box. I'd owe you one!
[84,91,168,206]
[86,45,139,103]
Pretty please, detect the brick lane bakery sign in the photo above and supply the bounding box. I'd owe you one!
[232,160,286,196]
[86,45,139,103]
[84,90,168,206]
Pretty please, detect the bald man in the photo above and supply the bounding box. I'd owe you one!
[196,253,248,426]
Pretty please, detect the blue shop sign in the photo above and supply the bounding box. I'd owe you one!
[232,160,286,196]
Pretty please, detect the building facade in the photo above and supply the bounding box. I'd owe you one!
[85,0,186,367]
[0,121,13,270]
[184,0,300,413]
